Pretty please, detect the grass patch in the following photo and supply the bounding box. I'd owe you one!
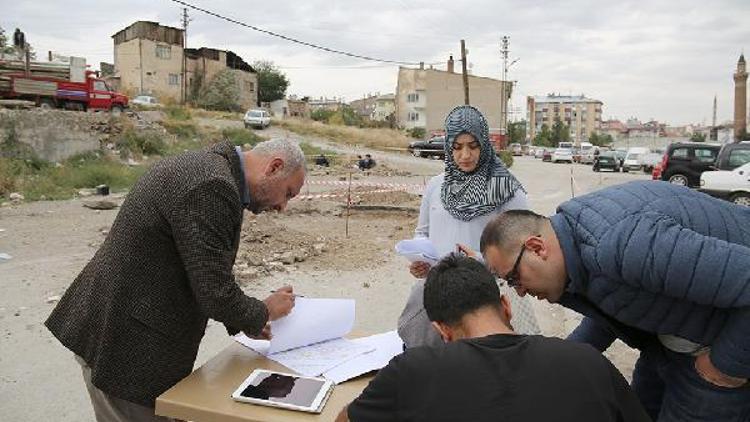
[191,108,243,120]
[221,127,265,147]
[115,129,168,158]
[1,153,146,201]
[163,106,192,121]
[162,120,199,140]
[274,118,412,150]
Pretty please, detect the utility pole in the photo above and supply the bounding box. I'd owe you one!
[500,36,510,136]
[181,7,190,105]
[460,40,469,105]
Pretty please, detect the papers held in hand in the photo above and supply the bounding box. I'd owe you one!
[235,298,403,382]
[395,238,439,266]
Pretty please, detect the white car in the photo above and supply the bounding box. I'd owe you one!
[552,148,573,163]
[130,95,160,107]
[243,109,271,129]
[700,162,750,206]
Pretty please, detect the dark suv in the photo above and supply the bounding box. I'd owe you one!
[657,142,721,187]
[408,136,445,158]
[714,142,750,170]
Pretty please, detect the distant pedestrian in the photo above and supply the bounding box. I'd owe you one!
[480,181,750,421]
[315,154,330,167]
[363,154,376,169]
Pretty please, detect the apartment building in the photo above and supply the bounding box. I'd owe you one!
[395,57,512,132]
[527,94,603,144]
[112,21,257,108]
[372,93,395,122]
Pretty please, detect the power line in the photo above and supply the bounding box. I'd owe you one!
[166,0,425,66]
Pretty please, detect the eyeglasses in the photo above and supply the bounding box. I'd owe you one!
[503,244,526,288]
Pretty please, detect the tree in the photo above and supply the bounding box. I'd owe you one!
[551,118,570,146]
[533,124,553,147]
[195,69,242,112]
[589,132,613,147]
[508,120,527,144]
[690,132,706,143]
[252,60,289,104]
[0,26,35,59]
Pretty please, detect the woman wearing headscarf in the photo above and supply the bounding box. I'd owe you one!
[398,105,541,348]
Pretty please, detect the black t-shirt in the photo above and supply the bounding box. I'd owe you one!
[348,334,650,422]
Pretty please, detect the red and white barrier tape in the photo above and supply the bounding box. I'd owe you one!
[295,188,400,201]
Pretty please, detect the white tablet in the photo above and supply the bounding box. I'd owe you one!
[231,369,335,413]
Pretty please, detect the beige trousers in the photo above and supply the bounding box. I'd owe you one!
[76,356,176,422]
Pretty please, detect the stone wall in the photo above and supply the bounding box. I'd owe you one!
[0,109,114,162]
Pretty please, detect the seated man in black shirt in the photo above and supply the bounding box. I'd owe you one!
[337,255,650,422]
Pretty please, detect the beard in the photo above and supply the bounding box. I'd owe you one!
[248,175,278,214]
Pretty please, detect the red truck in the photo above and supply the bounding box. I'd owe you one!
[0,59,128,112]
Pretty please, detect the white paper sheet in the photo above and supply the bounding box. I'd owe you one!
[321,331,404,384]
[269,297,355,353]
[395,238,439,265]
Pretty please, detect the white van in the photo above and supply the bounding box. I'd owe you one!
[623,147,651,172]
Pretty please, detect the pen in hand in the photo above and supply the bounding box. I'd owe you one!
[270,290,305,298]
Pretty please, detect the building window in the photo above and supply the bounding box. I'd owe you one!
[408,112,420,121]
[168,73,180,86]
[156,45,171,59]
[407,93,419,102]
[245,81,255,92]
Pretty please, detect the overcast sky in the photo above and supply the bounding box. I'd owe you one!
[4,0,749,125]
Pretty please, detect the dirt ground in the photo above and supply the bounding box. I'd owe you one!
[0,125,649,421]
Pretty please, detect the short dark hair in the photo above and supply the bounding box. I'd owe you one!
[424,254,501,325]
[480,209,548,254]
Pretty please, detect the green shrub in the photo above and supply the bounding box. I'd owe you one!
[116,129,167,156]
[407,127,426,139]
[311,108,335,122]
[497,150,514,168]
[196,70,242,112]
[221,127,265,147]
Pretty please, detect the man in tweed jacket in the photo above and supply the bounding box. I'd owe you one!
[46,139,306,421]
[479,181,750,421]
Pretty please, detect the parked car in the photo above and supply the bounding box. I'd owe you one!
[542,148,553,162]
[552,148,573,163]
[592,151,621,172]
[509,143,523,156]
[714,141,750,171]
[700,162,750,206]
[571,148,582,163]
[130,95,160,108]
[622,147,650,172]
[534,147,545,159]
[580,143,599,165]
[658,142,721,187]
[640,152,663,173]
[408,136,446,158]
[243,109,271,129]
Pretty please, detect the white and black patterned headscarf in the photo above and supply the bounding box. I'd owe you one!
[440,105,525,221]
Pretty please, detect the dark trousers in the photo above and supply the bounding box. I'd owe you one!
[632,348,750,422]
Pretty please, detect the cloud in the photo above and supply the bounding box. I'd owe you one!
[2,0,748,125]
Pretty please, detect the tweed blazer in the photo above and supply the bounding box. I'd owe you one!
[45,141,268,407]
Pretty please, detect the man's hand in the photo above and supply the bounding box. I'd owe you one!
[695,352,747,388]
[249,323,272,340]
[263,285,295,321]
[409,261,430,278]
[456,243,478,259]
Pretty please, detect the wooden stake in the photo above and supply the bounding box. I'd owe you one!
[345,171,352,238]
